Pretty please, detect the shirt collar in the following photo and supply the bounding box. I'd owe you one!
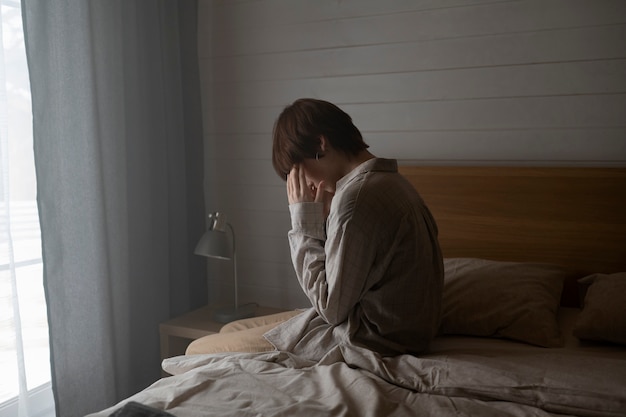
[336,158,398,191]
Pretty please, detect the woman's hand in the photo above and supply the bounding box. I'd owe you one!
[287,165,334,217]
[287,164,314,204]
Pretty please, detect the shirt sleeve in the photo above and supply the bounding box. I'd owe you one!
[288,195,379,326]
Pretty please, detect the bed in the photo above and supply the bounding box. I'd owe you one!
[89,166,626,417]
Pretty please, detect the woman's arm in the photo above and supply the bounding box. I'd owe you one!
[288,190,381,326]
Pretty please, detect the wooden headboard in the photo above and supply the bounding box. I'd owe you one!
[399,166,626,277]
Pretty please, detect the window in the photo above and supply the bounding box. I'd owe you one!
[0,1,55,416]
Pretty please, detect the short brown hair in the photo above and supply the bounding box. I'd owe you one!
[272,98,369,179]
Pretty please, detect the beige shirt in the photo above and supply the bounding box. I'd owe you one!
[264,158,443,360]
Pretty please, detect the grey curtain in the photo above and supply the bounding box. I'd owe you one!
[22,1,205,416]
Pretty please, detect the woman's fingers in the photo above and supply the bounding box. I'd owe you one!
[299,164,308,196]
[314,181,325,204]
[287,166,297,204]
[287,164,314,204]
[287,165,304,204]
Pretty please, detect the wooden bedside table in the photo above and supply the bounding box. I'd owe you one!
[159,304,284,361]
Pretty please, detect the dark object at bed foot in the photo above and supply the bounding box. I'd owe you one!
[109,402,176,417]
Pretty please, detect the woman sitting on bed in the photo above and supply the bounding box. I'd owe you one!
[187,98,444,360]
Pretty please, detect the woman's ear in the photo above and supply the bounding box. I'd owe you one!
[319,135,328,152]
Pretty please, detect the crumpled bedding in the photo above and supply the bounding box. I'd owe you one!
[87,336,626,417]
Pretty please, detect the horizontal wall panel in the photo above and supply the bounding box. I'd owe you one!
[208,184,288,212]
[209,0,626,57]
[236,260,297,290]
[238,282,310,310]
[219,208,291,237]
[213,60,626,108]
[207,259,306,307]
[206,127,626,163]
[204,133,272,160]
[211,0,511,36]
[208,275,311,309]
[204,130,626,186]
[367,129,626,162]
[206,257,300,287]
[207,159,281,186]
[208,25,626,82]
[348,95,626,131]
[237,235,291,265]
[208,95,626,134]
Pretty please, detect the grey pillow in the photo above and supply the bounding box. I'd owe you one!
[573,272,626,345]
[441,258,569,347]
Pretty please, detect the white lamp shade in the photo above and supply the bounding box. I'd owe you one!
[194,212,255,323]
[194,229,232,260]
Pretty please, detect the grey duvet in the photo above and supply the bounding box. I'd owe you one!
[89,334,626,417]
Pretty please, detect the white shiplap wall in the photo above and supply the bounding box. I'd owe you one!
[197,0,626,309]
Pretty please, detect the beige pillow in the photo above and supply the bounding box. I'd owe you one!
[220,310,302,333]
[573,272,626,345]
[441,258,569,347]
[186,310,302,355]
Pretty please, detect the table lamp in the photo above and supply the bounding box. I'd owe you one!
[194,212,257,323]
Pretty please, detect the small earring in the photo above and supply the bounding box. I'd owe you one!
[316,152,319,161]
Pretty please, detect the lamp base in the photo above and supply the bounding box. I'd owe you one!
[212,303,257,323]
